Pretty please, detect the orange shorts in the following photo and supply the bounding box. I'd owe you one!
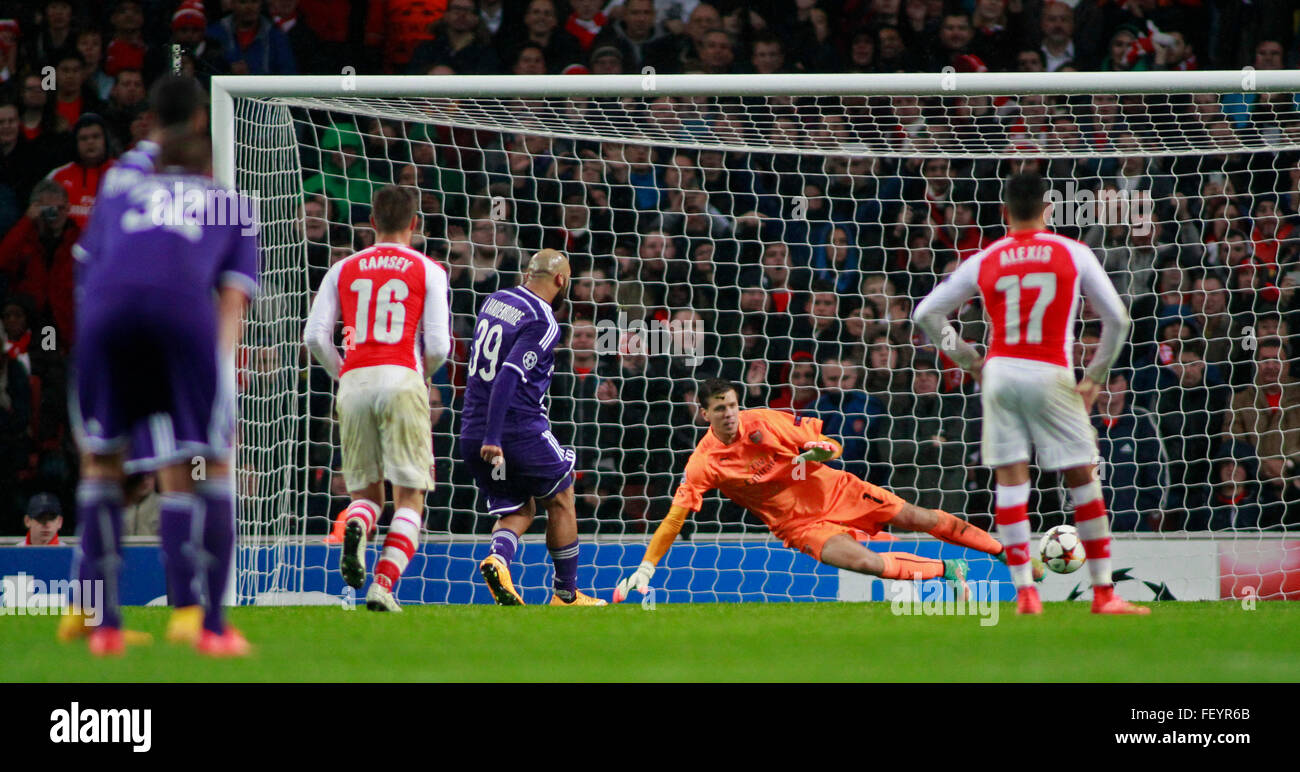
[778,480,906,562]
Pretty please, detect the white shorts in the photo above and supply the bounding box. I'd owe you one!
[980,357,1098,471]
[337,365,435,491]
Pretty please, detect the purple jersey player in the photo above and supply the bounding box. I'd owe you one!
[61,78,259,657]
[461,250,605,607]
[73,172,258,462]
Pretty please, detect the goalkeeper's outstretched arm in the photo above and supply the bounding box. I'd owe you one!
[613,504,690,603]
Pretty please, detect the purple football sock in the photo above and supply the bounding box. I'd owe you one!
[197,479,235,634]
[488,529,519,566]
[75,479,125,630]
[550,539,579,599]
[159,492,201,609]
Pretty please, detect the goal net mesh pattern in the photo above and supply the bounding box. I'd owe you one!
[228,81,1300,604]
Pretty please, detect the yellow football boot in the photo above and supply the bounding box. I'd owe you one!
[165,605,204,645]
[56,610,90,642]
[57,611,152,646]
[549,590,607,607]
[479,554,525,606]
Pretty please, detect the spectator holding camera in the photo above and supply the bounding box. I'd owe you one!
[0,180,79,344]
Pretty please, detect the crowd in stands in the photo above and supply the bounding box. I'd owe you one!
[2,0,1300,538]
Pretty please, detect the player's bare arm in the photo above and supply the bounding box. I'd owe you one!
[614,502,690,603]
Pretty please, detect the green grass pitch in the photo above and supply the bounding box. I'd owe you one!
[4,602,1297,682]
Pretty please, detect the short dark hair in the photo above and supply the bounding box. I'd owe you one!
[1195,271,1226,289]
[1178,338,1206,359]
[751,31,783,50]
[1004,172,1047,221]
[149,75,205,129]
[56,50,85,67]
[1255,311,1282,327]
[1017,48,1046,66]
[371,185,417,232]
[697,377,739,408]
[30,179,67,205]
[1256,335,1284,354]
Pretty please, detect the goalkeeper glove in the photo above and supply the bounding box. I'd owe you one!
[795,440,837,464]
[613,560,655,603]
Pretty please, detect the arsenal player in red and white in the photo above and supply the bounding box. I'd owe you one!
[913,172,1148,616]
[304,185,450,612]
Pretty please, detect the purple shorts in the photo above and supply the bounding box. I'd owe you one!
[460,429,575,516]
[73,294,235,471]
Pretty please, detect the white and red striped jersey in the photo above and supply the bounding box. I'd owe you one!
[914,228,1128,379]
[303,242,451,379]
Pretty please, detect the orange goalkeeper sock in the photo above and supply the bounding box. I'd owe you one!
[927,510,1002,556]
[877,552,945,581]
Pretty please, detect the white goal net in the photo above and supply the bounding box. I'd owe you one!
[214,72,1300,605]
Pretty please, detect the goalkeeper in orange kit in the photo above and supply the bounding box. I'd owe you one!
[614,378,1039,601]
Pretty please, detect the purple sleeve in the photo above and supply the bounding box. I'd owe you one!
[482,366,524,448]
[115,141,159,174]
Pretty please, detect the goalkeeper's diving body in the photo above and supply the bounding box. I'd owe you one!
[614,378,1025,602]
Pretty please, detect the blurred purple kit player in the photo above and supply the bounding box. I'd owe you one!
[71,169,258,636]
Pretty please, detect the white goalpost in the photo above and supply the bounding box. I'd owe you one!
[212,70,1300,606]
